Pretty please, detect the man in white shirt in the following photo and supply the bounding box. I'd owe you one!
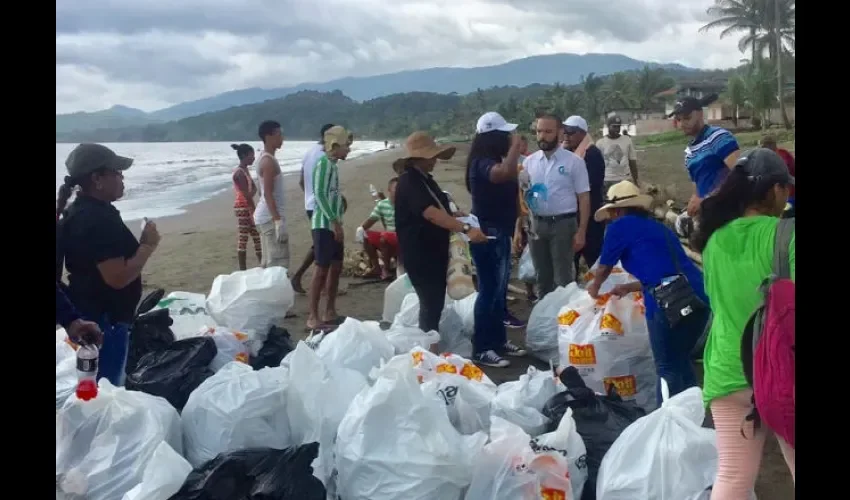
[522,114,591,296]
[595,115,639,189]
[291,123,335,294]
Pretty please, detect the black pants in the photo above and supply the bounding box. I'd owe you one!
[405,255,448,333]
[574,219,605,275]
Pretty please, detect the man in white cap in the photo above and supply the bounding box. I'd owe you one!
[563,115,606,274]
[522,113,591,296]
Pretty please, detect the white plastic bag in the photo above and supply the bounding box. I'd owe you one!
[534,408,589,500]
[121,441,192,500]
[157,291,219,340]
[454,292,478,336]
[393,293,471,357]
[285,343,369,492]
[316,317,396,377]
[596,383,716,500]
[406,346,496,387]
[181,363,291,467]
[526,284,582,364]
[382,273,415,322]
[384,325,441,354]
[336,358,487,500]
[202,327,251,372]
[206,266,294,340]
[519,246,536,283]
[466,417,572,500]
[56,381,183,500]
[421,372,496,435]
[56,355,77,409]
[491,366,559,437]
[558,290,658,412]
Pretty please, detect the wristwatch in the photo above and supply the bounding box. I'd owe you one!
[461,223,471,234]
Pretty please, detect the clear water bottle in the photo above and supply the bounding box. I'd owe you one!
[75,345,99,401]
[369,184,380,201]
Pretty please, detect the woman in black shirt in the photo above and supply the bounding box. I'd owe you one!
[392,132,486,337]
[56,143,161,386]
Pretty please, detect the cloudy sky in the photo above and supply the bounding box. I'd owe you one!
[56,0,744,114]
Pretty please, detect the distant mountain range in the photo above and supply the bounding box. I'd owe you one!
[57,52,696,136]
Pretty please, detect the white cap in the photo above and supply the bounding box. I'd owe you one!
[476,111,518,134]
[564,115,588,132]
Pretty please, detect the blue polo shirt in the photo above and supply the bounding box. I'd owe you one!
[468,157,518,233]
[599,214,707,317]
[685,125,739,198]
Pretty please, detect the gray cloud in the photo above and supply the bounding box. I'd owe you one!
[55,0,744,113]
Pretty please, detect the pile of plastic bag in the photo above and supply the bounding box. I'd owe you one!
[556,273,657,412]
[526,284,583,364]
[391,292,477,357]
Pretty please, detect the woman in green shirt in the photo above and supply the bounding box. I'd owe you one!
[692,148,795,499]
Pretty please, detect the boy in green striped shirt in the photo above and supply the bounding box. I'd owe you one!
[357,177,400,280]
[307,126,352,332]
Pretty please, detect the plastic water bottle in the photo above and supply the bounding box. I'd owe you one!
[369,184,379,201]
[75,345,99,401]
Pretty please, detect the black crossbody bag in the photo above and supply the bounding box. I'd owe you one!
[650,231,708,328]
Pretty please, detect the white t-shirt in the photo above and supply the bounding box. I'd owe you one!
[595,134,637,182]
[302,143,325,211]
[522,147,590,216]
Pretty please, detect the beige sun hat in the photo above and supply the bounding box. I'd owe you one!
[392,131,457,173]
[594,180,654,222]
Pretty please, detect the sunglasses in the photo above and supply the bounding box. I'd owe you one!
[564,127,582,136]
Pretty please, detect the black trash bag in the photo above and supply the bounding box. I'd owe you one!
[127,308,176,374]
[541,367,647,500]
[169,443,326,500]
[125,337,216,412]
[250,326,296,370]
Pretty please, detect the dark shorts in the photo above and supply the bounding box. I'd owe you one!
[313,229,344,267]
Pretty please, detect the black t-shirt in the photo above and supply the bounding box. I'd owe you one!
[394,166,452,271]
[57,195,142,324]
[584,145,607,213]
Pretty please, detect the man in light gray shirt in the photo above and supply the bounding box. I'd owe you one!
[522,114,591,296]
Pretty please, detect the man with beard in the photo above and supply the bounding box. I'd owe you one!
[669,94,740,216]
[563,115,606,274]
[522,114,590,296]
[596,115,639,190]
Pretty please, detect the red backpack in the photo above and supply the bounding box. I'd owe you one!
[741,217,795,449]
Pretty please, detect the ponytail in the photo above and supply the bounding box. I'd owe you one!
[231,143,254,161]
[691,166,785,252]
[56,176,78,220]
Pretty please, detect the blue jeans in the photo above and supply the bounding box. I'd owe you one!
[646,307,710,405]
[96,318,130,387]
[470,228,512,354]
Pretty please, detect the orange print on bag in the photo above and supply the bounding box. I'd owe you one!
[558,309,581,326]
[233,331,249,342]
[460,363,485,382]
[235,352,249,363]
[604,375,637,397]
[435,363,458,375]
[599,313,624,335]
[540,487,567,500]
[411,351,425,365]
[568,344,597,365]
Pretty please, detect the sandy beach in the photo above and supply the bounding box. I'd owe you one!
[137,142,793,498]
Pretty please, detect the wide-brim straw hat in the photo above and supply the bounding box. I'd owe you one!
[594,180,654,222]
[392,131,456,172]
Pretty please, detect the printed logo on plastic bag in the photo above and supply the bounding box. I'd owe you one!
[558,309,581,326]
[540,487,567,500]
[568,344,597,366]
[603,375,638,397]
[599,313,624,336]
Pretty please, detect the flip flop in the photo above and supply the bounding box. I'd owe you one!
[360,271,382,280]
[304,324,336,335]
[285,312,298,319]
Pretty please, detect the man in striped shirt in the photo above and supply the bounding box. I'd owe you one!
[669,95,740,215]
[357,177,399,280]
[307,125,352,331]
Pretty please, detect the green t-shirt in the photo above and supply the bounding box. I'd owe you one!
[701,216,795,406]
[370,199,396,231]
[311,154,342,230]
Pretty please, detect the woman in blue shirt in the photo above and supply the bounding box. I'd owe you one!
[586,181,710,404]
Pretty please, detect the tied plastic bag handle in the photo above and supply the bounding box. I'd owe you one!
[659,377,708,425]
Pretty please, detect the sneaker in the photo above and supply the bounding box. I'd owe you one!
[503,341,527,357]
[474,350,510,368]
[504,313,527,329]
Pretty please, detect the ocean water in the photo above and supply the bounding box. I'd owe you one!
[55,141,386,221]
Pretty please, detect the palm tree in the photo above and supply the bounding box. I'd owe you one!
[601,72,638,113]
[724,75,748,127]
[634,66,675,112]
[580,73,605,123]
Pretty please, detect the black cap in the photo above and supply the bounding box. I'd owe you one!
[667,93,719,118]
[607,115,622,126]
[65,143,133,179]
[736,148,795,185]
